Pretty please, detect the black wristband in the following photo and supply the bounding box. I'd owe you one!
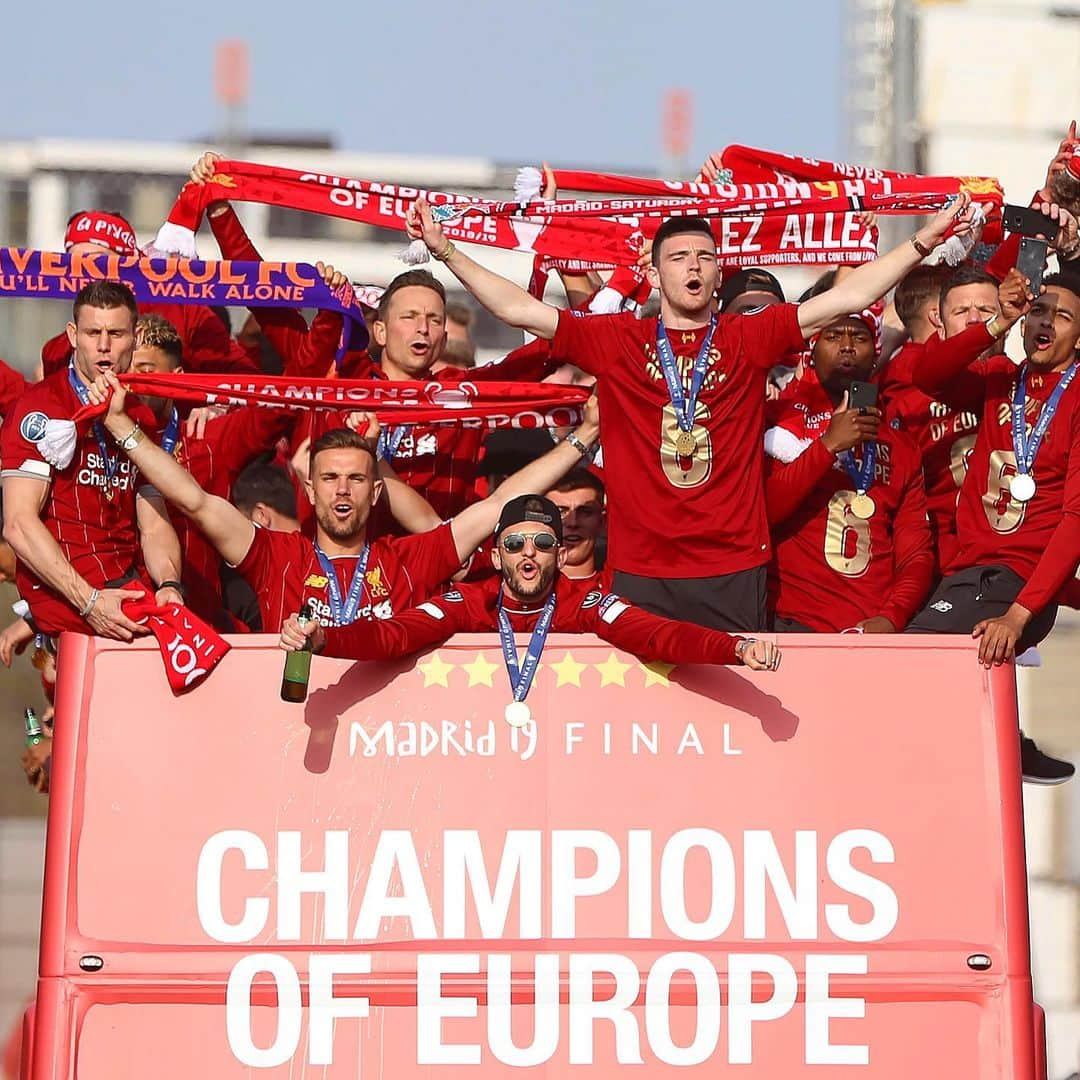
[155,579,186,597]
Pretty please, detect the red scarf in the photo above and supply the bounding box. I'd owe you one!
[157,154,1002,270]
[120,594,230,694]
[38,376,588,473]
[74,373,588,426]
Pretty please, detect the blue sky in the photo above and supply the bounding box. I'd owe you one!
[5,1,844,170]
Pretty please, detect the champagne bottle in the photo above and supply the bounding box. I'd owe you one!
[280,602,315,703]
[24,707,44,749]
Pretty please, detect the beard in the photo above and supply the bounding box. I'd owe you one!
[502,558,558,601]
[315,504,365,542]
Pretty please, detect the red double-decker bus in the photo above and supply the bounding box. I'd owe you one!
[23,632,1045,1077]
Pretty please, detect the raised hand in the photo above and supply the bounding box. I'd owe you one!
[316,260,348,290]
[189,150,229,217]
[86,370,126,420]
[345,411,379,439]
[998,267,1037,322]
[919,190,974,249]
[405,197,447,255]
[190,151,223,185]
[1040,120,1079,198]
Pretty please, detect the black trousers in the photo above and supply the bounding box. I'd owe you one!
[612,566,768,632]
[906,564,1058,653]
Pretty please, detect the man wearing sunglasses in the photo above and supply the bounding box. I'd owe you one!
[89,372,603,633]
[280,494,782,725]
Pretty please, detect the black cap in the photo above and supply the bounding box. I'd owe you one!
[494,494,563,543]
[717,268,785,311]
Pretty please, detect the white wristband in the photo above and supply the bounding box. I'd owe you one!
[78,588,100,618]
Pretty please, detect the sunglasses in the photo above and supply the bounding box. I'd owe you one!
[499,531,559,553]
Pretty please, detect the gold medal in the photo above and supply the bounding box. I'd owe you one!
[675,430,697,457]
[850,493,876,519]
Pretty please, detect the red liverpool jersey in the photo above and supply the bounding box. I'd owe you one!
[548,305,805,578]
[322,573,741,665]
[164,405,298,625]
[234,521,462,632]
[0,367,158,634]
[881,335,986,566]
[765,371,934,631]
[914,345,1080,615]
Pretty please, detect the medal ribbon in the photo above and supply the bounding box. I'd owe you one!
[377,424,410,461]
[313,544,370,626]
[67,361,120,490]
[840,441,877,494]
[160,407,180,455]
[497,590,557,704]
[1011,361,1079,479]
[655,316,718,433]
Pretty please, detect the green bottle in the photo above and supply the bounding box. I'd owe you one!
[24,707,44,748]
[280,602,315,703]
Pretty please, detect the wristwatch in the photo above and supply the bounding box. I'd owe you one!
[910,234,933,258]
[735,637,757,662]
[563,431,595,459]
[116,425,144,451]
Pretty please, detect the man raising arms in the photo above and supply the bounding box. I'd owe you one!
[406,194,979,630]
[280,493,781,727]
[2,283,182,641]
[907,271,1080,783]
[90,371,601,632]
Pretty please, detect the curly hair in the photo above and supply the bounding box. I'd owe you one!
[135,313,183,367]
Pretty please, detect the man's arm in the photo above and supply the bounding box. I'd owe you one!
[135,492,184,604]
[280,595,462,660]
[872,462,934,630]
[379,459,442,534]
[911,268,1030,411]
[406,199,560,340]
[447,396,600,561]
[92,374,256,568]
[798,193,979,338]
[196,155,351,375]
[586,596,780,670]
[764,396,881,525]
[0,474,146,640]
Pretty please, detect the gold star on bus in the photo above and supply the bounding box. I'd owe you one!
[417,651,454,688]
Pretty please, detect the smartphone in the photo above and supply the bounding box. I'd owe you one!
[1016,237,1048,297]
[848,380,879,413]
[1002,203,1060,242]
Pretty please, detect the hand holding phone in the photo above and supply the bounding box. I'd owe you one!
[847,380,879,414]
[1003,203,1061,243]
[1016,237,1048,298]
